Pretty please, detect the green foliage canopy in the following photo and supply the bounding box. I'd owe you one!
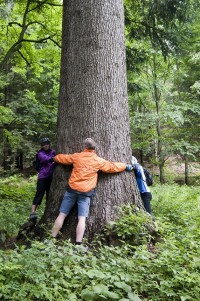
[0,0,62,169]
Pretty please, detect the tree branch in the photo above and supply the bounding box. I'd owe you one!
[17,50,31,67]
[8,22,23,28]
[28,0,62,13]
[0,0,61,70]
[49,37,61,48]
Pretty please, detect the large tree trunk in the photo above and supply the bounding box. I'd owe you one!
[39,0,142,243]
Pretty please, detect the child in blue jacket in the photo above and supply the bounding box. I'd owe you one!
[132,156,154,218]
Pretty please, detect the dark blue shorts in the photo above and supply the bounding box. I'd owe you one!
[59,190,91,217]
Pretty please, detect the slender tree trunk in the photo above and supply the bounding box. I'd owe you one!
[159,162,165,184]
[39,0,142,243]
[15,152,23,170]
[152,53,165,183]
[139,149,144,165]
[184,156,189,185]
[3,140,12,170]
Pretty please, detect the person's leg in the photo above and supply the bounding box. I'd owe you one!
[141,192,152,215]
[32,178,46,213]
[45,177,53,202]
[76,216,86,243]
[51,190,77,237]
[52,212,67,237]
[76,195,90,244]
[31,204,37,214]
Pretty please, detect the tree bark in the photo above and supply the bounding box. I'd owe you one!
[39,0,142,243]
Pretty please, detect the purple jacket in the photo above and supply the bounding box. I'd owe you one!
[37,148,56,179]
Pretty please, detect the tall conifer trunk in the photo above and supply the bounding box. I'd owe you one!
[39,0,141,242]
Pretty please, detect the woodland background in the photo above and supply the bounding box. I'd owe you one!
[0,1,200,300]
[0,0,199,184]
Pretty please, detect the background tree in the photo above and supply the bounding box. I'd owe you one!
[125,0,200,182]
[0,0,62,171]
[40,0,142,243]
[172,18,200,184]
[0,0,199,184]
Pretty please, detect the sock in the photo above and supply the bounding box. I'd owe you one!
[75,242,82,245]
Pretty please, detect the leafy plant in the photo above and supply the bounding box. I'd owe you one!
[104,205,155,246]
[0,175,43,237]
[0,179,200,301]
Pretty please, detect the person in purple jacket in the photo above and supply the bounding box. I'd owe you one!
[30,138,55,220]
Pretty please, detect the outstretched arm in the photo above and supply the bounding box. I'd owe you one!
[98,158,128,173]
[53,154,74,165]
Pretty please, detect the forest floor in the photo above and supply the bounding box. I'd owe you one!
[165,155,200,175]
[149,155,200,180]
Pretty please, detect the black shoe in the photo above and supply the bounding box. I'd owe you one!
[30,213,37,220]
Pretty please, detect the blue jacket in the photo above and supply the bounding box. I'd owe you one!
[133,163,150,193]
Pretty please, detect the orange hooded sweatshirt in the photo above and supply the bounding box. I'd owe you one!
[54,149,126,193]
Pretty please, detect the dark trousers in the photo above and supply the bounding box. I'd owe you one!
[32,177,52,206]
[140,192,152,215]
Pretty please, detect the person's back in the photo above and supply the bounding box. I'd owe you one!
[133,162,150,193]
[132,156,153,217]
[51,138,133,246]
[54,145,126,193]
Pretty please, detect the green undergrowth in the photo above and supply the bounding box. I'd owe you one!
[0,177,200,300]
[103,206,156,247]
[0,175,44,238]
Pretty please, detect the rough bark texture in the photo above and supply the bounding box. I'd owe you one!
[39,0,142,242]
